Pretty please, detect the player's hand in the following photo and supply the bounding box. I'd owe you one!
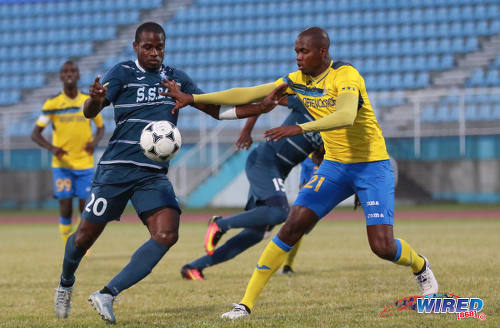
[159,79,194,114]
[84,141,96,155]
[89,76,107,101]
[264,125,303,142]
[52,147,68,159]
[260,83,288,113]
[235,131,253,150]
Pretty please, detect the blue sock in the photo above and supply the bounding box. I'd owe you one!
[59,217,72,225]
[60,234,87,287]
[189,227,265,269]
[216,205,288,231]
[106,238,168,296]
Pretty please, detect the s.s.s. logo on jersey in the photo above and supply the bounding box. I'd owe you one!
[136,85,169,103]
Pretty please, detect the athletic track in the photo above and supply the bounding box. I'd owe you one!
[1,209,499,225]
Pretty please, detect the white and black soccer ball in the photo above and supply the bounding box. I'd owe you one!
[140,121,182,162]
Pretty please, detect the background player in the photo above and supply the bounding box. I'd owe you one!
[161,26,438,319]
[53,22,287,324]
[31,60,104,245]
[180,95,323,280]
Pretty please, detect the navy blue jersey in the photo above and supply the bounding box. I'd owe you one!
[263,96,323,172]
[99,60,202,171]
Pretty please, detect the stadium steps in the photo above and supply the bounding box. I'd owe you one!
[433,34,500,87]
[185,147,250,208]
[378,34,500,135]
[0,0,192,120]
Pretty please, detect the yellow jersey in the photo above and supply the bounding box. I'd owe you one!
[36,91,104,170]
[275,61,389,163]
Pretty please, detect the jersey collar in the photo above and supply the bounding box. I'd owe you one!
[135,59,146,73]
[309,60,333,84]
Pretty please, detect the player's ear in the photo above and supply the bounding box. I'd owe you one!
[133,42,138,54]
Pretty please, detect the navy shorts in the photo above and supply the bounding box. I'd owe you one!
[82,164,180,224]
[294,159,394,226]
[52,168,93,199]
[244,149,288,210]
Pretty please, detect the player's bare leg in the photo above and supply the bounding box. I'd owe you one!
[58,198,73,244]
[367,224,438,295]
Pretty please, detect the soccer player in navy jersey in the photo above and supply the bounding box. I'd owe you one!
[180,95,323,280]
[53,22,287,324]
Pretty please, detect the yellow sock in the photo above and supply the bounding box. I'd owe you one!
[394,238,425,273]
[240,237,291,310]
[59,224,73,244]
[285,237,303,268]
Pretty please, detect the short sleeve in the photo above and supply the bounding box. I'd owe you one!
[101,64,124,105]
[274,76,294,95]
[335,66,362,95]
[37,99,53,127]
[36,114,51,127]
[176,69,204,95]
[92,113,104,128]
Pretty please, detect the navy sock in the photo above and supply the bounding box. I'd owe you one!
[189,227,265,269]
[216,205,288,231]
[60,234,87,287]
[106,238,168,296]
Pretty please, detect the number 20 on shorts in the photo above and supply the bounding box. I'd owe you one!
[304,175,325,192]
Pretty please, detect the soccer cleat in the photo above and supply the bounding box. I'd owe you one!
[204,216,225,256]
[414,255,439,296]
[181,265,205,280]
[88,291,117,324]
[54,285,73,319]
[221,303,251,319]
[280,265,295,275]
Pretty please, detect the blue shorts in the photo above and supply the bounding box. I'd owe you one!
[82,164,180,224]
[299,157,318,186]
[244,148,289,211]
[294,159,394,226]
[52,168,93,200]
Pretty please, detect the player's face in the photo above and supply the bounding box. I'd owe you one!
[295,36,325,76]
[134,31,165,72]
[59,63,79,87]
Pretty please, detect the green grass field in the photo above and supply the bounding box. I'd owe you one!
[0,217,499,327]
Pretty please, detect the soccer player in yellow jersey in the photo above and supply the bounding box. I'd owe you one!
[161,27,439,319]
[31,61,104,245]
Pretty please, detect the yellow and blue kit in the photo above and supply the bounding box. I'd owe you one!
[36,91,103,199]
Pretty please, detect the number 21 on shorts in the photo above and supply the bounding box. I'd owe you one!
[304,175,325,192]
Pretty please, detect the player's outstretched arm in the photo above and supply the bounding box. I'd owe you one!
[265,93,358,141]
[160,79,281,114]
[84,76,109,118]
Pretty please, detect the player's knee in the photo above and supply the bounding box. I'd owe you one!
[369,238,396,261]
[151,230,178,247]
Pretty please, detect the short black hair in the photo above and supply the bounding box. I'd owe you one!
[60,60,79,72]
[298,27,330,49]
[135,22,166,43]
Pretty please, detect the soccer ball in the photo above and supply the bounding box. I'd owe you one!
[140,121,182,162]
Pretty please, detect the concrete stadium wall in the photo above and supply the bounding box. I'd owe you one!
[1,159,499,208]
